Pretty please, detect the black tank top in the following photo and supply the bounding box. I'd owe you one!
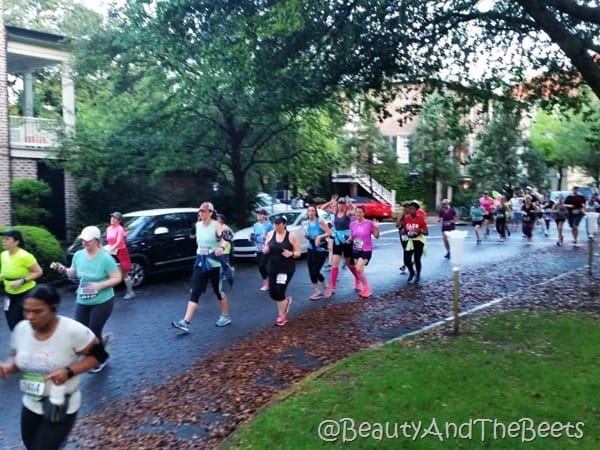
[267,231,295,273]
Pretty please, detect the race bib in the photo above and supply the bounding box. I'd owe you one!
[79,285,98,300]
[198,246,211,255]
[20,373,46,399]
[3,296,9,312]
[353,239,364,250]
[276,273,288,285]
[443,220,452,226]
[401,235,408,242]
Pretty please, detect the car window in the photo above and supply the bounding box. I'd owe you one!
[153,213,192,235]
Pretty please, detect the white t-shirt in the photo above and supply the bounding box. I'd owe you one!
[12,315,96,415]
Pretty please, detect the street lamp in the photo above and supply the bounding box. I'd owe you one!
[445,230,468,334]
[586,211,599,276]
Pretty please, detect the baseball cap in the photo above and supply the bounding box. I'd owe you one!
[79,225,101,241]
[442,198,449,204]
[272,214,288,224]
[337,198,346,204]
[0,229,24,245]
[110,211,123,220]
[256,208,268,215]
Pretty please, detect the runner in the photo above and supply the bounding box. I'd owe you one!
[0,229,43,330]
[470,200,484,244]
[263,214,300,326]
[479,191,495,238]
[521,196,539,245]
[252,209,274,291]
[0,284,107,450]
[171,202,232,333]
[564,186,586,246]
[438,199,457,258]
[552,194,568,246]
[493,195,508,241]
[105,212,135,299]
[401,201,428,283]
[51,226,121,373]
[304,206,331,300]
[508,192,522,232]
[321,195,360,298]
[539,195,554,237]
[396,202,411,273]
[349,206,380,297]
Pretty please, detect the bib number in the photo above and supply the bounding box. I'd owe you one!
[198,246,210,255]
[276,273,288,285]
[79,285,98,300]
[20,373,46,399]
[3,296,9,312]
[353,239,363,250]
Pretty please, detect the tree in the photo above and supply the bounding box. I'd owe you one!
[410,91,469,208]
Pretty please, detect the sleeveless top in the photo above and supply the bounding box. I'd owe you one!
[267,231,295,273]
[196,220,220,268]
[306,219,327,252]
[333,213,351,245]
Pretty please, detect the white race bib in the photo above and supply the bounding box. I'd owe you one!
[198,246,211,255]
[20,373,46,399]
[276,273,288,285]
[353,239,364,250]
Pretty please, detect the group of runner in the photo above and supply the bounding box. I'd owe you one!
[469,186,591,246]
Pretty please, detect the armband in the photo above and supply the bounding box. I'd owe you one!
[89,343,109,363]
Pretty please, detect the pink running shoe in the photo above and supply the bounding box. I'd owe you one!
[359,288,371,298]
[354,279,362,291]
[276,315,288,326]
[324,287,335,298]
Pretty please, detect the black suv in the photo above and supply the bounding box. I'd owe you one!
[67,208,198,287]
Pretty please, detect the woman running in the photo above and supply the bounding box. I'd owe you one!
[304,206,331,300]
[401,201,428,283]
[521,195,539,245]
[349,206,380,297]
[552,194,568,246]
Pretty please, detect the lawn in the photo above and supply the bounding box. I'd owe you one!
[223,311,599,449]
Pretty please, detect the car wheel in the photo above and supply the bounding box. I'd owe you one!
[128,261,147,288]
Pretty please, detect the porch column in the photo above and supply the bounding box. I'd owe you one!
[23,71,34,116]
[61,62,75,129]
[0,6,12,225]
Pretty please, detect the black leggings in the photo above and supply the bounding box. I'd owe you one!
[74,298,114,343]
[4,289,32,330]
[190,266,224,302]
[256,252,269,280]
[307,250,327,284]
[404,240,424,276]
[268,271,294,301]
[21,406,77,450]
[496,217,506,238]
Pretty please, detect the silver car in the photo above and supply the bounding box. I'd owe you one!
[232,208,332,259]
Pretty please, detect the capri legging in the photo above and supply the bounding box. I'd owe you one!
[74,298,114,344]
[268,270,294,301]
[307,250,328,284]
[21,407,77,450]
[404,240,424,275]
[190,266,224,302]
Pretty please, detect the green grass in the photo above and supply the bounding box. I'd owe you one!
[223,311,600,449]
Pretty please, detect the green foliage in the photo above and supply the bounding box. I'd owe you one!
[0,226,64,283]
[10,179,52,226]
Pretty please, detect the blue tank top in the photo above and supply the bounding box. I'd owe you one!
[196,220,220,268]
[306,219,327,252]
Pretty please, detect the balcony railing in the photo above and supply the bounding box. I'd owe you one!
[9,116,60,148]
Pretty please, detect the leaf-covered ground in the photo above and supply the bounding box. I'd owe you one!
[69,246,600,449]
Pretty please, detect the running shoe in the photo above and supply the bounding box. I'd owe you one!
[171,319,190,333]
[89,360,108,374]
[323,287,335,298]
[260,280,269,291]
[358,288,371,298]
[322,262,333,271]
[275,315,288,326]
[123,292,136,300]
[407,273,415,283]
[399,265,406,273]
[354,279,362,291]
[444,252,450,259]
[414,275,420,284]
[309,292,323,301]
[215,315,232,327]
[284,296,293,315]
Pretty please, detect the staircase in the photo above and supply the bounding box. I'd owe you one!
[331,169,397,210]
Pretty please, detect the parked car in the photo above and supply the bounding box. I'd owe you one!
[256,192,292,214]
[67,208,199,287]
[549,187,596,202]
[232,208,332,259]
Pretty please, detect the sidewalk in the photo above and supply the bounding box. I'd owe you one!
[65,245,598,449]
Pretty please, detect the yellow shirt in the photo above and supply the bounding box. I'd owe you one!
[1,248,37,294]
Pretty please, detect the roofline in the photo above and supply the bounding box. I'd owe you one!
[6,24,71,48]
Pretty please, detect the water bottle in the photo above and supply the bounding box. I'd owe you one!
[48,382,66,406]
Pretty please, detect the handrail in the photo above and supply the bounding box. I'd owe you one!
[9,116,60,148]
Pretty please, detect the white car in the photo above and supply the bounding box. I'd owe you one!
[232,208,333,259]
[255,192,292,214]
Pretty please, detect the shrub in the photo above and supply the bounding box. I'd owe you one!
[10,179,52,226]
[0,226,64,283]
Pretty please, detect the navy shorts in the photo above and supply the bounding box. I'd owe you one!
[351,250,372,265]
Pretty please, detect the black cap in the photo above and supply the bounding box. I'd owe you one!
[408,201,420,210]
[1,229,24,246]
[110,211,123,220]
[272,214,288,224]
[216,213,225,220]
[256,208,268,215]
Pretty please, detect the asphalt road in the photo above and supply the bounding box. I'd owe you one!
[0,220,589,448]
